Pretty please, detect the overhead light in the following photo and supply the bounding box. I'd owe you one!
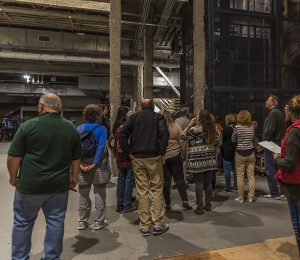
[23,74,31,84]
[76,32,85,36]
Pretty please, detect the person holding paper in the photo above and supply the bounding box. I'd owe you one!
[263,95,285,199]
[274,95,300,256]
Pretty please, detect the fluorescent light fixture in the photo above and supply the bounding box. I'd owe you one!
[23,74,30,79]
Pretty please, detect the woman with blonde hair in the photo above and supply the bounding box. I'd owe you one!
[181,110,218,215]
[162,109,192,210]
[274,95,300,256]
[232,110,255,203]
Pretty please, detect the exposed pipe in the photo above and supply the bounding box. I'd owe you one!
[122,20,169,27]
[155,66,180,97]
[0,50,180,68]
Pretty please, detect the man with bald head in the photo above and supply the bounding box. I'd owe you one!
[120,99,170,236]
[7,93,81,259]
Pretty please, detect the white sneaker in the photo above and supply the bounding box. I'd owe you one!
[93,220,108,230]
[235,198,244,203]
[248,198,254,203]
[78,221,88,230]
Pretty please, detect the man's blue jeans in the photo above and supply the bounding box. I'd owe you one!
[264,148,279,196]
[117,167,134,210]
[287,198,300,256]
[222,157,237,191]
[12,191,69,260]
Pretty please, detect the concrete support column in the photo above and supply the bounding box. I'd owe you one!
[134,65,143,111]
[143,26,153,99]
[109,0,121,126]
[193,0,205,114]
[283,0,288,17]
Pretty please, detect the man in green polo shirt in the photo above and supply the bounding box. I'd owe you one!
[7,93,81,260]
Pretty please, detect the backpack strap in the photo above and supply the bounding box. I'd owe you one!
[90,124,101,133]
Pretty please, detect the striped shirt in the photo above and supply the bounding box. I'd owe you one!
[232,124,255,151]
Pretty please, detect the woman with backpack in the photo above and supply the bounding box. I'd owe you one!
[77,104,110,230]
[181,110,218,215]
[113,107,137,213]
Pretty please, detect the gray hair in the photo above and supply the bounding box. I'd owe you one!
[39,93,62,112]
[270,95,279,107]
[126,110,134,119]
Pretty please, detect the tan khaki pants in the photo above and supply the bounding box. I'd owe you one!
[235,152,256,200]
[131,157,165,231]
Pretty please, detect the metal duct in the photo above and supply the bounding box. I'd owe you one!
[0,51,180,68]
[134,0,152,50]
[153,0,176,43]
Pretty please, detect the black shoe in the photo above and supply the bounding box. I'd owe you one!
[204,206,212,212]
[116,206,124,213]
[153,224,169,235]
[194,208,204,215]
[165,204,171,211]
[123,205,138,213]
[139,229,151,237]
[182,201,192,210]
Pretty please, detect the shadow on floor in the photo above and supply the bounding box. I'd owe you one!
[31,229,121,259]
[139,232,203,260]
[276,242,299,259]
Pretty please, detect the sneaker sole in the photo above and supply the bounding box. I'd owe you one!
[93,223,108,230]
[140,232,151,237]
[78,225,88,230]
[153,226,170,235]
[139,230,151,236]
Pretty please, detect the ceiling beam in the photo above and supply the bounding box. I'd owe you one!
[0,6,108,23]
[0,0,110,13]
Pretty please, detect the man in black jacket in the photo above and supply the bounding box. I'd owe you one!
[263,95,285,199]
[119,99,169,236]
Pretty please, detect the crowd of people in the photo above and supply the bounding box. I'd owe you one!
[6,93,300,259]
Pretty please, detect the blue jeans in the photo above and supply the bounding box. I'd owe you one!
[222,157,237,191]
[264,148,279,196]
[117,167,134,210]
[12,191,69,260]
[287,198,300,256]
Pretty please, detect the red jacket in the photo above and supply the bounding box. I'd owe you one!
[114,127,131,169]
[276,120,300,184]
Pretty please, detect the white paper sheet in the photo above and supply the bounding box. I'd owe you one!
[258,141,281,154]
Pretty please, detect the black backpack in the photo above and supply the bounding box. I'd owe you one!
[80,124,100,163]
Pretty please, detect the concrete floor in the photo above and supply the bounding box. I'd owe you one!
[0,142,297,259]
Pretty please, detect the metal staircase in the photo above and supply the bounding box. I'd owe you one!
[153,98,180,112]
